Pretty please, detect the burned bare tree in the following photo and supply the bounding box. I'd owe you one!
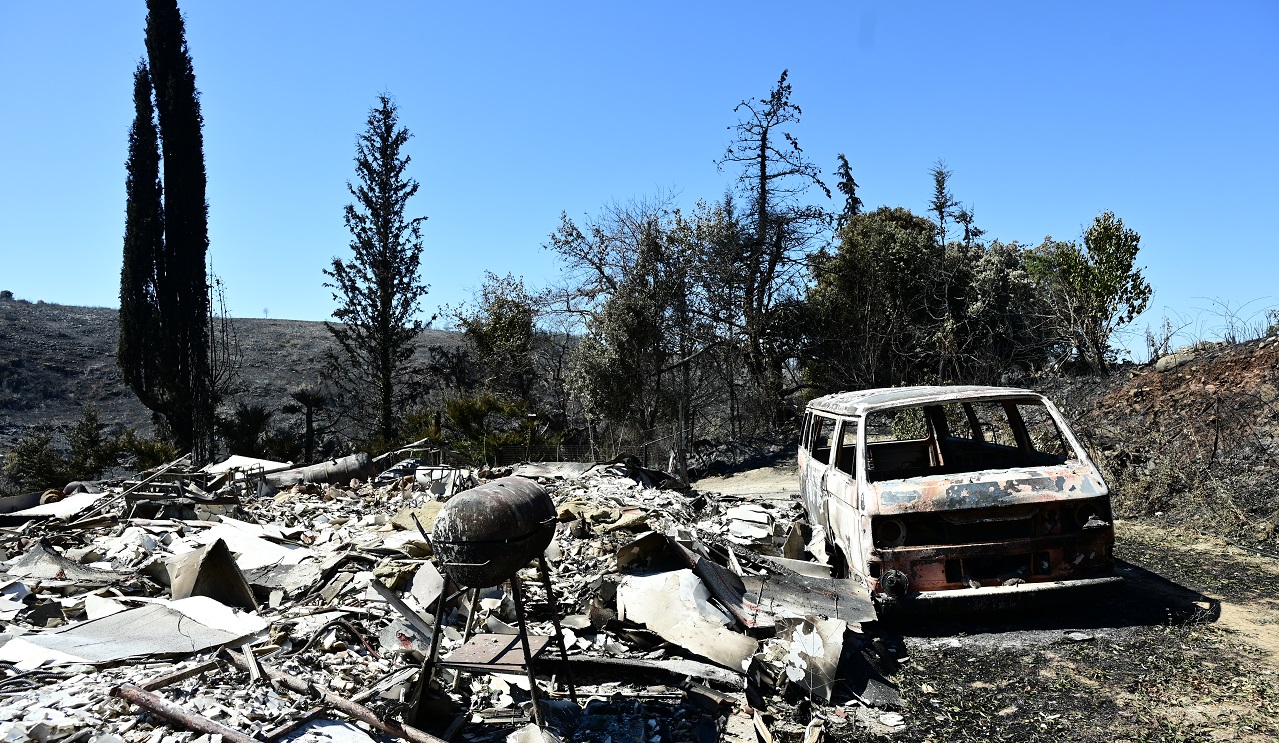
[717,70,830,421]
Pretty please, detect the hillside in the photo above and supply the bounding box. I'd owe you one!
[1040,334,1279,552]
[0,297,462,451]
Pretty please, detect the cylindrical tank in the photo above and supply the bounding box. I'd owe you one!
[431,476,556,588]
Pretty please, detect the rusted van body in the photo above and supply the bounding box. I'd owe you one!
[799,386,1121,612]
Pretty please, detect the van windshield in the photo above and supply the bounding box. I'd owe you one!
[864,399,1075,482]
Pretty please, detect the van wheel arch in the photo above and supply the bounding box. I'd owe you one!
[827,539,852,579]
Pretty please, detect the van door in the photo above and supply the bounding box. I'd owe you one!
[801,414,837,527]
[825,418,860,574]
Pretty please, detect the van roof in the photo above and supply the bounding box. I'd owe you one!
[806,385,1042,417]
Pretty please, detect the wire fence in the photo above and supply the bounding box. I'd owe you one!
[492,438,678,470]
[492,444,594,466]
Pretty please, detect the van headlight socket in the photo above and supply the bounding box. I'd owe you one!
[1075,501,1109,529]
[874,517,908,548]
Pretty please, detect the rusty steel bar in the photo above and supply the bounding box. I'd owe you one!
[222,650,446,743]
[265,666,420,742]
[111,684,258,743]
[509,574,546,729]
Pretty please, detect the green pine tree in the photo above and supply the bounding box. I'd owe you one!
[324,94,431,446]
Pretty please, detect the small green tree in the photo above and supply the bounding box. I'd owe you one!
[2,409,122,491]
[66,408,119,479]
[3,429,72,492]
[833,154,863,232]
[1028,211,1152,373]
[325,94,431,446]
[927,160,959,246]
[456,273,537,403]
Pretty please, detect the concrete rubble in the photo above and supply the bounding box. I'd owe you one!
[0,454,902,743]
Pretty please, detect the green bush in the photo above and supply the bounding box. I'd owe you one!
[114,429,181,470]
[402,393,557,466]
[216,403,275,457]
[2,427,72,491]
[1,408,130,491]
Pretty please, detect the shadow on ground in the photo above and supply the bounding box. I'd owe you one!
[882,559,1217,642]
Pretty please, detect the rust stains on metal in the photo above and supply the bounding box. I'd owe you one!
[875,466,1100,513]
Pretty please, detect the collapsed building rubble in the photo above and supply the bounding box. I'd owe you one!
[0,454,904,743]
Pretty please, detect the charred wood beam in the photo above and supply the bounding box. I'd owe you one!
[221,650,445,743]
[111,683,258,743]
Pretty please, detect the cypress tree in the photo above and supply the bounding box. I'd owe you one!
[834,153,863,232]
[119,62,165,413]
[118,0,214,459]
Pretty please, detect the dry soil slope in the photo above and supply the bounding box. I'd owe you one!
[0,298,462,451]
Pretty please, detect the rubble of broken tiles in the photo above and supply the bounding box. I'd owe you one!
[0,454,903,743]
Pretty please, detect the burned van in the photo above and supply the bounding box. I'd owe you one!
[799,386,1121,612]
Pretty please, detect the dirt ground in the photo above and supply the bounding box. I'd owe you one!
[693,466,1279,742]
[694,464,801,500]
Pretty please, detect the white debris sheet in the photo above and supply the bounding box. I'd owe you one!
[5,490,110,521]
[617,569,759,671]
[0,596,267,669]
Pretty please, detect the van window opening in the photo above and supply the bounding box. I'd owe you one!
[835,419,857,475]
[811,415,836,465]
[863,399,1074,482]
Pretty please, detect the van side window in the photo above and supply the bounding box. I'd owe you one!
[835,419,858,475]
[864,406,935,477]
[801,412,813,449]
[939,403,975,440]
[970,402,1017,447]
[1016,403,1073,462]
[811,416,836,465]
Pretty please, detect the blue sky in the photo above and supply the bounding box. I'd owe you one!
[1,1,1275,351]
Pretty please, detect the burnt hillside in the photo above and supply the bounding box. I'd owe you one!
[1041,334,1279,552]
[0,297,462,451]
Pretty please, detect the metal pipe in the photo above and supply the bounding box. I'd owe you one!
[111,684,258,743]
[537,557,578,704]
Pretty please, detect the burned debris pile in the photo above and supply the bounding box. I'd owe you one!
[0,454,900,743]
